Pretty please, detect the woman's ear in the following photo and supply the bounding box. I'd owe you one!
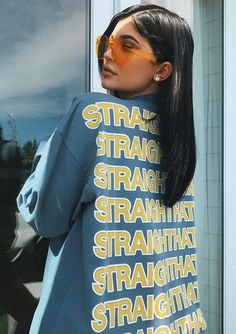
[154,61,173,82]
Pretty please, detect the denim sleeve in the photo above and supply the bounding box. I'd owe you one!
[16,130,86,238]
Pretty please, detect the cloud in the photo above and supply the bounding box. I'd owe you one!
[0,9,87,102]
[0,94,67,119]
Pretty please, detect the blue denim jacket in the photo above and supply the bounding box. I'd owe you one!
[17,92,206,334]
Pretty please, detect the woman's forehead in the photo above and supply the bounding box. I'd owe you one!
[111,16,138,37]
[111,16,151,49]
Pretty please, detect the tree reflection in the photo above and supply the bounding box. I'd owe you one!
[0,123,39,333]
[21,140,38,169]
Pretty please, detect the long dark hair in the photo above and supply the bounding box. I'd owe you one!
[98,4,196,207]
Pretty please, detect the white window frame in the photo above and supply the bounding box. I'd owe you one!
[90,0,141,92]
[90,0,114,93]
[224,0,236,333]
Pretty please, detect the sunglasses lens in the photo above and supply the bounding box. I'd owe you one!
[96,35,134,65]
[96,35,109,59]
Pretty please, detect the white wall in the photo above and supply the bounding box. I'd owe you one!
[141,0,193,28]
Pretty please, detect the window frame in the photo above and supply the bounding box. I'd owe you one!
[223,0,236,333]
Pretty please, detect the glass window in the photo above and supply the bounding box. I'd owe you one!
[0,0,89,332]
[193,1,223,333]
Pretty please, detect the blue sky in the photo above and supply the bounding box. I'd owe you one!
[0,0,88,145]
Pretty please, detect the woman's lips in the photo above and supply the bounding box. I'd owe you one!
[102,65,117,76]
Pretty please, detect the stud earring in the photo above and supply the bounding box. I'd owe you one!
[154,76,160,82]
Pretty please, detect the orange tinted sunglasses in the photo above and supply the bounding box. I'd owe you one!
[96,35,156,65]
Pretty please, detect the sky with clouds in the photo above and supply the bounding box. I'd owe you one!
[0,0,88,145]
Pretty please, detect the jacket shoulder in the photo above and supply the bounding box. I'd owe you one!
[71,92,122,108]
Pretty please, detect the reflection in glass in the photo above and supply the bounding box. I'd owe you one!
[0,0,88,332]
[193,0,223,333]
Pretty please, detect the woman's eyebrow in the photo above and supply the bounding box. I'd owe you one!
[118,34,140,45]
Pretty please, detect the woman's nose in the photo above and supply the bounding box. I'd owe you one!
[103,45,113,61]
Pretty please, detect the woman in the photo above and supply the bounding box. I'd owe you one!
[17,4,207,334]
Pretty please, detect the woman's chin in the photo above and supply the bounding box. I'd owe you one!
[101,81,114,90]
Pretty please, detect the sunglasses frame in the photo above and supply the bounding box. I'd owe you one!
[96,35,156,64]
